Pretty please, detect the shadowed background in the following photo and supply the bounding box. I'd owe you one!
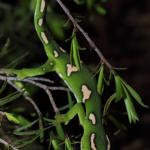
[0,0,150,149]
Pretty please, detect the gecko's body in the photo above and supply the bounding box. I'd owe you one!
[2,0,146,149]
[1,0,107,149]
[36,0,107,149]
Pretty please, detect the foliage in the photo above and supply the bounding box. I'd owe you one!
[0,0,148,150]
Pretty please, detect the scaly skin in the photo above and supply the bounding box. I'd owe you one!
[34,0,107,149]
[1,0,107,149]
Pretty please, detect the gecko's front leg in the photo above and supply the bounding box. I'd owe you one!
[1,60,54,79]
[55,103,85,126]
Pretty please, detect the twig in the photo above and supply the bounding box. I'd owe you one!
[0,74,68,91]
[23,79,59,113]
[106,134,111,150]
[0,112,13,144]
[48,86,69,91]
[27,77,54,84]
[55,0,113,70]
[8,81,42,118]
[0,75,70,113]
[7,81,44,134]
[0,138,18,150]
[0,73,54,84]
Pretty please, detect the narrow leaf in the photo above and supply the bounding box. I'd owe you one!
[14,129,40,136]
[97,64,104,95]
[123,86,139,123]
[121,80,148,108]
[72,34,81,70]
[67,91,74,109]
[103,93,116,116]
[5,112,20,124]
[0,81,7,95]
[0,92,22,106]
[15,119,38,132]
[108,114,127,132]
[15,115,29,126]
[95,5,106,15]
[86,0,95,9]
[114,75,123,102]
[70,32,81,70]
[39,119,44,142]
[73,0,80,5]
[16,135,39,148]
[124,98,139,123]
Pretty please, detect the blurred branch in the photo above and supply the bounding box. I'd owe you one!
[0,74,69,113]
[0,138,18,150]
[8,81,42,118]
[55,0,113,70]
[0,2,11,10]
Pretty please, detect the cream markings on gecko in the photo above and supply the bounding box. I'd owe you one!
[54,50,59,58]
[89,113,96,125]
[90,133,97,150]
[38,18,43,26]
[66,64,78,76]
[41,32,49,44]
[40,0,45,13]
[81,85,92,103]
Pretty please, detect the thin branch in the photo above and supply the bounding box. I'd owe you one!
[0,138,18,150]
[0,73,54,84]
[23,79,59,113]
[0,75,59,113]
[8,81,42,118]
[48,86,69,92]
[55,0,113,70]
[106,134,111,150]
[27,77,54,84]
[7,81,44,135]
[0,75,71,114]
[0,74,68,91]
[0,75,69,113]
[0,112,13,144]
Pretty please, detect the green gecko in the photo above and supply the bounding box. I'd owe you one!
[34,0,107,149]
[4,0,107,149]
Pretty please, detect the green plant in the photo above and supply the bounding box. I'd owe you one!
[0,0,148,150]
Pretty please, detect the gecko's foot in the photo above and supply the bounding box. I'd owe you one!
[0,68,19,78]
[55,114,69,125]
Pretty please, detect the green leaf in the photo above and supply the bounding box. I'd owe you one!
[121,80,148,108]
[124,98,139,123]
[5,112,20,124]
[114,75,123,102]
[39,119,44,142]
[14,129,40,136]
[86,0,95,9]
[95,5,106,15]
[51,138,60,150]
[73,0,84,5]
[97,64,104,95]
[107,114,127,132]
[0,92,22,106]
[14,115,29,126]
[70,32,81,70]
[0,81,7,95]
[15,119,38,132]
[67,91,74,109]
[43,117,54,123]
[16,135,39,148]
[123,86,139,123]
[103,93,116,116]
[73,36,81,69]
[0,38,10,58]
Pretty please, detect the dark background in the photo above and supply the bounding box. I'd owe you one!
[0,0,150,149]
